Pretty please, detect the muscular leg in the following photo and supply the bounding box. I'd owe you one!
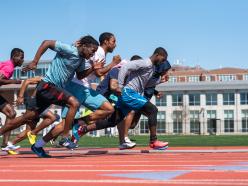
[0,103,16,147]
[31,111,56,135]
[61,96,79,137]
[83,102,114,124]
[0,110,38,135]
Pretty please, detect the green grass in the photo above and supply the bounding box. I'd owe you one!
[14,135,248,148]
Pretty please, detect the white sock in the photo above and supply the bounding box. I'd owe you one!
[35,138,46,148]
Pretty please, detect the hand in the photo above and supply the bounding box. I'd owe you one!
[15,79,22,84]
[160,74,169,83]
[22,61,37,72]
[91,59,105,70]
[115,87,122,96]
[156,92,163,99]
[16,96,24,106]
[112,55,121,65]
[74,40,80,47]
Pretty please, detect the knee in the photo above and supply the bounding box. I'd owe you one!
[103,102,115,115]
[68,96,80,109]
[49,114,57,123]
[9,110,16,119]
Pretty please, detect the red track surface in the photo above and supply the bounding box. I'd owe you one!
[1,147,248,186]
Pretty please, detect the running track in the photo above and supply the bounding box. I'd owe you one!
[1,146,248,186]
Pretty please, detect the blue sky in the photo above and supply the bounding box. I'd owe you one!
[0,0,247,69]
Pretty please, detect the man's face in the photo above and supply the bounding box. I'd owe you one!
[154,54,167,65]
[12,52,24,67]
[106,36,116,53]
[78,44,98,59]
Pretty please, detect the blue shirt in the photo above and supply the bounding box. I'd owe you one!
[96,67,119,98]
[43,41,86,88]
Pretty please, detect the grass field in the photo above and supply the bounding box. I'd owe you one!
[12,135,248,148]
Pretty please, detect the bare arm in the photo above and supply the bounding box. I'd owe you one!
[110,79,122,96]
[0,73,21,85]
[76,59,105,80]
[22,40,56,72]
[18,76,42,98]
[16,76,42,105]
[95,55,121,77]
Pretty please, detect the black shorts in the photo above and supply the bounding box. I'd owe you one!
[33,80,74,114]
[0,95,7,110]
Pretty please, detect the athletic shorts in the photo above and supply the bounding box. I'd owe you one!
[0,95,7,110]
[116,87,148,116]
[33,80,73,114]
[61,81,108,119]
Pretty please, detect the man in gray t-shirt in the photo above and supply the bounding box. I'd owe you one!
[117,47,169,150]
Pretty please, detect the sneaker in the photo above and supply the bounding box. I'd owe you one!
[27,131,36,145]
[154,145,169,150]
[31,144,51,158]
[71,123,87,143]
[7,150,19,155]
[59,137,77,150]
[149,140,169,149]
[50,139,56,145]
[119,137,136,150]
[1,142,21,151]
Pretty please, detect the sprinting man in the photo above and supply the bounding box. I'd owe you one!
[117,47,169,150]
[57,32,121,142]
[0,48,24,153]
[8,76,57,148]
[0,36,102,157]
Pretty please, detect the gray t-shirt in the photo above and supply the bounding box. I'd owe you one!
[118,58,155,94]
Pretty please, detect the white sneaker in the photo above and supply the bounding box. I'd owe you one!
[119,137,136,150]
[1,142,20,151]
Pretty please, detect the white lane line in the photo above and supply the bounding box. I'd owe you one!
[0,179,248,185]
[1,169,248,173]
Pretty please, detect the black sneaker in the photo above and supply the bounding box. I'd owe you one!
[31,144,51,158]
[59,137,77,150]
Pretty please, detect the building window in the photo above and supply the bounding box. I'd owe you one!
[242,110,248,132]
[224,110,234,132]
[140,115,149,134]
[223,93,235,105]
[188,76,200,82]
[218,75,236,81]
[157,111,166,133]
[243,74,248,80]
[155,94,166,106]
[169,76,177,83]
[189,93,200,106]
[173,111,182,133]
[205,75,211,81]
[206,93,217,105]
[172,93,183,106]
[240,92,248,105]
[190,110,200,134]
[207,110,217,133]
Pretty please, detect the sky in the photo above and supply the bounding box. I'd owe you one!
[0,0,247,70]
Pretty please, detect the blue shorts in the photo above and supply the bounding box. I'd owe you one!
[117,87,148,116]
[61,81,108,119]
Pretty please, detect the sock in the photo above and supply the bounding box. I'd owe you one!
[150,135,157,143]
[35,138,46,148]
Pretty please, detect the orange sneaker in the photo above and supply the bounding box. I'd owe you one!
[149,140,169,149]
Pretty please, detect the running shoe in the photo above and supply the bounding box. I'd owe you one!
[1,142,20,151]
[59,137,77,150]
[7,150,19,155]
[119,137,136,150]
[31,144,51,158]
[149,140,169,149]
[27,131,37,145]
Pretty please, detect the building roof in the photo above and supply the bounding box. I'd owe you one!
[157,80,248,92]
